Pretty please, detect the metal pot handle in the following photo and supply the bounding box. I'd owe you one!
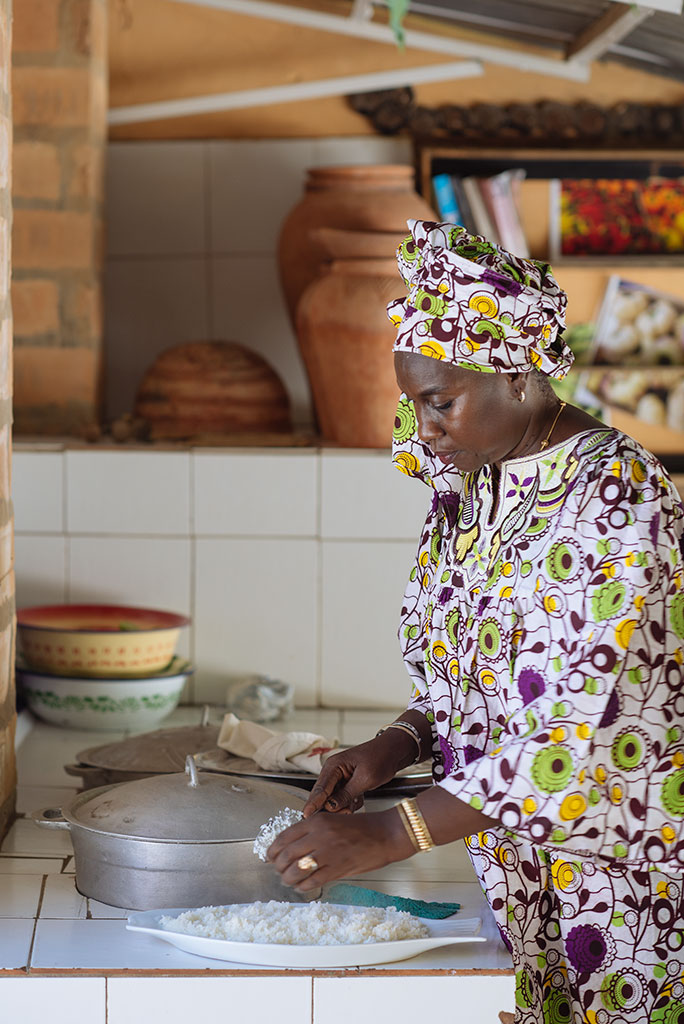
[185,754,199,788]
[31,807,70,830]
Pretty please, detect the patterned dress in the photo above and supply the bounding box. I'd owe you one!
[395,415,684,1024]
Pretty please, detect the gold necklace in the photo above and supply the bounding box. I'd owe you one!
[539,401,567,452]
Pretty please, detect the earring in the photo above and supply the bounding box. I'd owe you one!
[518,391,526,403]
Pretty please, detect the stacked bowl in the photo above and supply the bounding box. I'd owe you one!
[16,604,193,731]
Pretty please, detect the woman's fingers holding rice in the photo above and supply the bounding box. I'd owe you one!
[293,861,329,894]
[266,824,325,885]
[279,845,355,893]
[266,818,310,862]
[282,852,325,890]
[266,809,408,889]
[267,834,322,883]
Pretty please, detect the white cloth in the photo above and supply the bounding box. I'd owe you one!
[217,713,339,773]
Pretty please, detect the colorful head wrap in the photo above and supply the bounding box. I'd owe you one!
[387,219,573,379]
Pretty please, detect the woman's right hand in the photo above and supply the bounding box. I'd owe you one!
[302,730,417,817]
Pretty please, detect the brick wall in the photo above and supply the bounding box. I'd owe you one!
[0,0,15,841]
[12,0,106,435]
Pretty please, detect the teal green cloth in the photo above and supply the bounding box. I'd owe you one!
[323,883,460,919]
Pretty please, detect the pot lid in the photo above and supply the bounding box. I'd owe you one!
[74,708,219,774]
[65,757,308,842]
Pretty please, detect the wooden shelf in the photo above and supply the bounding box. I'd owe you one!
[553,255,684,268]
[416,144,684,320]
[417,145,684,195]
[416,144,684,466]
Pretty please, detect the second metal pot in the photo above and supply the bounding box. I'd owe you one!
[64,708,220,789]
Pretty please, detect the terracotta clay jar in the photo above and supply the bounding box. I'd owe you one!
[278,164,435,327]
[134,341,291,441]
[295,229,407,448]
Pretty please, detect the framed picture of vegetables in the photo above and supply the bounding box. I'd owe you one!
[549,177,684,258]
[592,276,684,367]
[561,276,684,460]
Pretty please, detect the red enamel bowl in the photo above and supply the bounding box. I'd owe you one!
[16,604,191,678]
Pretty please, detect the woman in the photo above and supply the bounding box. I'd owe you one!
[268,220,684,1024]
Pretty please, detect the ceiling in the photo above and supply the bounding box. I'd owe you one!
[108,0,684,136]
[399,0,684,81]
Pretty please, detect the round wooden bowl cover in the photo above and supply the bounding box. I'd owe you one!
[134,341,292,440]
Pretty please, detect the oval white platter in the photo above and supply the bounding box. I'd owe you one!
[126,905,485,968]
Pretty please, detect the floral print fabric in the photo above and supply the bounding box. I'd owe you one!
[387,219,573,379]
[395,416,684,1022]
[467,834,684,1024]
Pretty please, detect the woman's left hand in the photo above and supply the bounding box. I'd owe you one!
[267,808,414,892]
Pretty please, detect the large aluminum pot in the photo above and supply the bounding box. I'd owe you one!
[33,757,317,910]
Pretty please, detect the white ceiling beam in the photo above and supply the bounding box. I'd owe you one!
[350,0,374,21]
[166,0,591,81]
[633,0,682,11]
[108,59,482,125]
[565,3,655,63]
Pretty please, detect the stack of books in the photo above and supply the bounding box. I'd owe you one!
[431,169,530,259]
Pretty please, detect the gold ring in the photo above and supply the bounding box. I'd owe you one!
[296,854,319,873]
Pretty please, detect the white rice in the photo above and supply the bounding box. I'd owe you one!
[252,807,304,861]
[160,901,429,945]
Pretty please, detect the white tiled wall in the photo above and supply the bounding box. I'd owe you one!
[13,446,430,709]
[104,136,412,427]
[194,535,319,700]
[320,540,417,708]
[13,535,67,608]
[65,451,192,535]
[193,449,318,536]
[15,449,684,710]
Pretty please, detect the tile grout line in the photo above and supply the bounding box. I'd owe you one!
[188,453,197,705]
[64,534,71,603]
[204,141,215,338]
[63,451,70,602]
[106,251,284,261]
[46,530,323,541]
[315,453,323,707]
[26,875,47,973]
[61,450,68,537]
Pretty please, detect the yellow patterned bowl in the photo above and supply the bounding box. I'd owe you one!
[16,604,191,678]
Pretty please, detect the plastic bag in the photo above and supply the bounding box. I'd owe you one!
[224,674,295,723]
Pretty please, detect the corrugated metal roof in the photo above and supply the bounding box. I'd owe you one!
[389,0,684,80]
[620,17,684,79]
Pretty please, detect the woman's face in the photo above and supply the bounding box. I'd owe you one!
[394,351,526,473]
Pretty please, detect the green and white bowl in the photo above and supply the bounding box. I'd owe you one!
[17,656,193,732]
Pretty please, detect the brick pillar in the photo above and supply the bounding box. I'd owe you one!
[0,0,15,841]
[12,0,106,435]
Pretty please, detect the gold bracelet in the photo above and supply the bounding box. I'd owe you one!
[397,797,435,853]
[396,800,421,852]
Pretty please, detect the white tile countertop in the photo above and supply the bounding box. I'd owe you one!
[3,707,514,1023]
